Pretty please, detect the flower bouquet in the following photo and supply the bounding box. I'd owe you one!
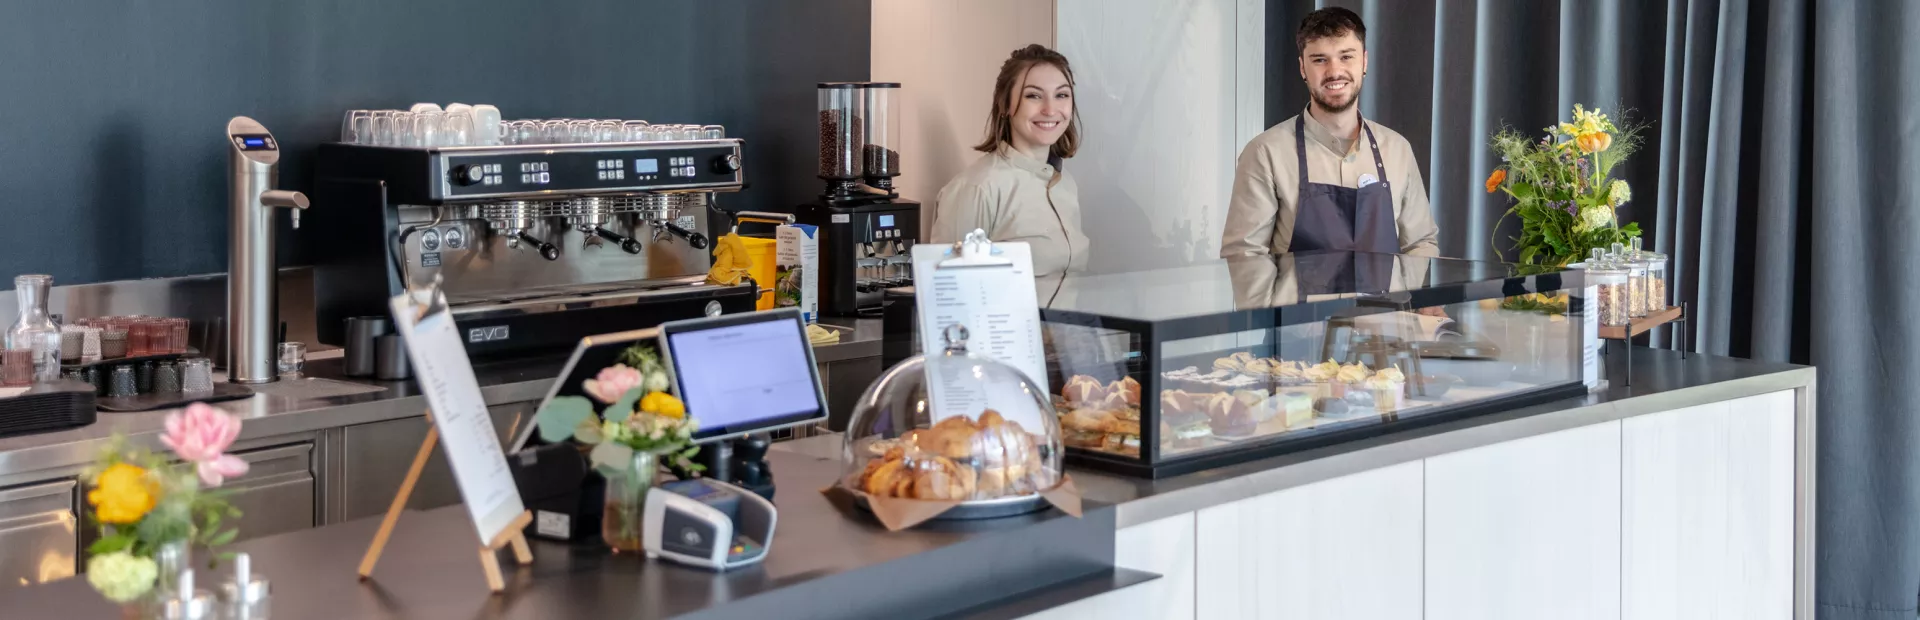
[1486,104,1647,267]
[534,342,700,551]
[1486,104,1649,313]
[84,403,249,606]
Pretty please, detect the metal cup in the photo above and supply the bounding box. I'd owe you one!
[375,334,410,381]
[343,317,390,378]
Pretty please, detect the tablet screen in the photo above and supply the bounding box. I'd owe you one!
[665,313,824,441]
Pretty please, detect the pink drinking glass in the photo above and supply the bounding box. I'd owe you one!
[146,320,173,358]
[170,318,190,354]
[1,349,30,386]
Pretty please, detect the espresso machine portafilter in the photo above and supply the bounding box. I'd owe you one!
[226,117,309,384]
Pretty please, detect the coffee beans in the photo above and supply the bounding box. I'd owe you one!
[862,144,900,177]
[818,110,864,179]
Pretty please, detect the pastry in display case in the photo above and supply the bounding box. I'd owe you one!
[1040,251,1591,478]
[839,325,1071,522]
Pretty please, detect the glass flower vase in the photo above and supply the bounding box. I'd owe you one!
[602,450,657,553]
[127,540,190,618]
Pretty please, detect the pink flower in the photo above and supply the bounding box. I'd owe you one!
[583,364,644,404]
[160,403,249,487]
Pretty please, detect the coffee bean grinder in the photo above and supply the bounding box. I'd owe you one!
[796,82,920,317]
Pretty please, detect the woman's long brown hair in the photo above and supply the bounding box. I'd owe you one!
[973,44,1081,159]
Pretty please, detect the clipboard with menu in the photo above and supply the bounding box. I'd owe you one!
[909,230,1049,431]
[359,279,532,594]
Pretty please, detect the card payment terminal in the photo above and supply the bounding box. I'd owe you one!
[643,478,776,571]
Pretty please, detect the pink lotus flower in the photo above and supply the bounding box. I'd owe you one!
[161,403,249,487]
[583,364,644,404]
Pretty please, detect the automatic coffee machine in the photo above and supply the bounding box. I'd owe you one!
[311,123,757,358]
[795,82,921,316]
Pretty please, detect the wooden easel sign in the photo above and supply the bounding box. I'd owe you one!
[359,289,532,593]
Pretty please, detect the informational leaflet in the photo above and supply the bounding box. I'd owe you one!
[910,240,1048,430]
[389,295,527,546]
[1581,284,1602,390]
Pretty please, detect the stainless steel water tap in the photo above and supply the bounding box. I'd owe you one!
[227,117,309,384]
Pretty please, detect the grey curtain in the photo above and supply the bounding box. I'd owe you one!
[1270,1,1920,617]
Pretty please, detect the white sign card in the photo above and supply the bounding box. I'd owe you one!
[910,237,1049,429]
[1581,284,1602,390]
[389,294,527,545]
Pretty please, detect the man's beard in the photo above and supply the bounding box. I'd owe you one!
[1309,79,1359,114]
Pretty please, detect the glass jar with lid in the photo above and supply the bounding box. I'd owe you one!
[1630,238,1668,315]
[842,324,1065,519]
[1584,249,1631,327]
[1611,243,1650,319]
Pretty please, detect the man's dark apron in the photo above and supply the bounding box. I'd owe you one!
[1289,113,1400,298]
[1289,114,1398,254]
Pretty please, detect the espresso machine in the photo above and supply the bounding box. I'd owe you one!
[311,124,756,359]
[795,82,921,316]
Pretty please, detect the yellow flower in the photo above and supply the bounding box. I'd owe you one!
[640,392,686,419]
[1575,132,1612,153]
[88,463,157,525]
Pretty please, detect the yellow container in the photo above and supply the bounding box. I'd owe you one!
[734,215,789,311]
[742,235,778,310]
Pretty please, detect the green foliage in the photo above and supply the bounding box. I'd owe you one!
[537,396,596,443]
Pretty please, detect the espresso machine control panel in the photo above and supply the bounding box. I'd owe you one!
[442,143,743,199]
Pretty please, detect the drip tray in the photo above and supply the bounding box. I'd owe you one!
[246,377,389,400]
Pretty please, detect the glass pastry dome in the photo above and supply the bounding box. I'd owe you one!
[842,325,1065,512]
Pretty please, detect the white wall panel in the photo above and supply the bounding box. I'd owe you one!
[1057,0,1262,272]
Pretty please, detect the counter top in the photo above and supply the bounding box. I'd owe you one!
[0,317,884,482]
[0,450,1141,620]
[779,347,1814,528]
[0,325,1811,617]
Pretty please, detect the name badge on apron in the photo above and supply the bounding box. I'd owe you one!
[1357,173,1379,188]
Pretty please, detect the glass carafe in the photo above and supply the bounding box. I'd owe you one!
[7,275,61,382]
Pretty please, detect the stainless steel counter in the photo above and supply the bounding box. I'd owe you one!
[0,318,886,589]
[0,317,884,483]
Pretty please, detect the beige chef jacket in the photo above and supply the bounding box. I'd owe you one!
[932,144,1091,278]
[1222,107,1439,258]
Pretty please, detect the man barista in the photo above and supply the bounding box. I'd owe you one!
[1221,7,1437,259]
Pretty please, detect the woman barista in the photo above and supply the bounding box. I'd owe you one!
[931,45,1089,283]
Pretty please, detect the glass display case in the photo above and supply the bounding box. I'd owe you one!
[1040,251,1590,477]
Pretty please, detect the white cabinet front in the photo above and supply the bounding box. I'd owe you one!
[1195,461,1424,620]
[1424,421,1624,620]
[1622,392,1795,620]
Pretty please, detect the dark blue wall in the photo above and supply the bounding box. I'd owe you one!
[0,0,870,285]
